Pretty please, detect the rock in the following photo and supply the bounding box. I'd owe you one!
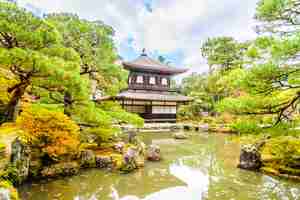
[29,159,43,178]
[95,155,112,169]
[134,139,146,155]
[40,162,79,178]
[199,124,209,132]
[173,132,188,140]
[114,142,125,154]
[120,148,138,173]
[128,131,137,144]
[238,144,262,170]
[146,144,161,161]
[80,150,96,168]
[183,125,192,131]
[10,138,31,185]
[259,136,300,179]
[135,155,145,168]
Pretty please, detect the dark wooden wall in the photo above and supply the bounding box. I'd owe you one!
[128,71,171,91]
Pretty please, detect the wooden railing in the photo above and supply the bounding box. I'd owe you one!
[140,113,176,119]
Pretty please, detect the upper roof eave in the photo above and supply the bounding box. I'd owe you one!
[122,62,188,75]
[121,54,188,75]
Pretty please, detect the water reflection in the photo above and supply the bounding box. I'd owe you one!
[19,132,300,200]
[117,157,209,200]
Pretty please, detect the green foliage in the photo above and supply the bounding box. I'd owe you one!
[0,2,143,150]
[214,0,300,130]
[98,101,144,127]
[0,2,83,122]
[180,67,247,120]
[229,118,262,134]
[201,37,247,73]
[260,136,300,176]
[256,0,290,21]
[45,13,128,96]
[180,37,249,120]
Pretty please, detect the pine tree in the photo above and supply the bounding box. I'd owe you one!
[219,0,300,127]
[0,2,81,122]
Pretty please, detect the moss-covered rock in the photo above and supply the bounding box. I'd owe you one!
[146,144,161,161]
[239,136,300,180]
[260,136,300,179]
[120,147,138,173]
[238,143,262,170]
[10,138,31,185]
[80,150,96,168]
[40,162,79,178]
[79,143,99,151]
[95,155,112,169]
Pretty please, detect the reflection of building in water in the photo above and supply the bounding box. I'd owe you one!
[116,158,209,200]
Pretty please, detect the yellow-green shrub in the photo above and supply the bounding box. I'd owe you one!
[16,105,80,162]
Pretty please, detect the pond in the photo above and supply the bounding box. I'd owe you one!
[19,132,300,200]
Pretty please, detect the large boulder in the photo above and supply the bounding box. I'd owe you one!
[10,138,31,184]
[198,124,209,132]
[95,155,113,169]
[135,140,146,168]
[173,132,188,140]
[40,162,80,178]
[120,147,138,173]
[238,144,262,170]
[260,136,300,178]
[146,144,161,161]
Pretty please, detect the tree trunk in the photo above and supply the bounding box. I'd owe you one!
[3,83,28,122]
[64,91,73,117]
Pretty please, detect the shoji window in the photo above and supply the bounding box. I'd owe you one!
[149,77,156,85]
[152,106,176,114]
[136,76,143,83]
[161,78,168,85]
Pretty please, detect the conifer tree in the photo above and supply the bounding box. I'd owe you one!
[0,2,81,122]
[219,0,300,127]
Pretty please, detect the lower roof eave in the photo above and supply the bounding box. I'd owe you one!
[114,97,193,102]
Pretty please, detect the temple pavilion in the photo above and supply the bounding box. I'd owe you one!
[99,50,192,123]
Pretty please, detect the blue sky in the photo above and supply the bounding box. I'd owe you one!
[18,0,260,77]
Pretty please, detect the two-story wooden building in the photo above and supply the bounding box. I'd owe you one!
[99,51,192,122]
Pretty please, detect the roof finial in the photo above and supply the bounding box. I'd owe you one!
[141,48,147,56]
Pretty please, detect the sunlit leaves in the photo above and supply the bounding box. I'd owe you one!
[17,104,80,161]
[256,0,292,21]
[201,37,247,72]
[45,14,127,96]
[0,2,61,49]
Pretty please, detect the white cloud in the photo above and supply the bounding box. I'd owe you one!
[18,0,260,74]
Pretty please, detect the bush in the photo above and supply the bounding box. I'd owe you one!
[16,105,80,162]
[260,136,300,176]
[230,118,262,134]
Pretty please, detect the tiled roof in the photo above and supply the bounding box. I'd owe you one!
[122,54,188,75]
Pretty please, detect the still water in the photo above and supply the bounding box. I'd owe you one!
[19,132,300,200]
